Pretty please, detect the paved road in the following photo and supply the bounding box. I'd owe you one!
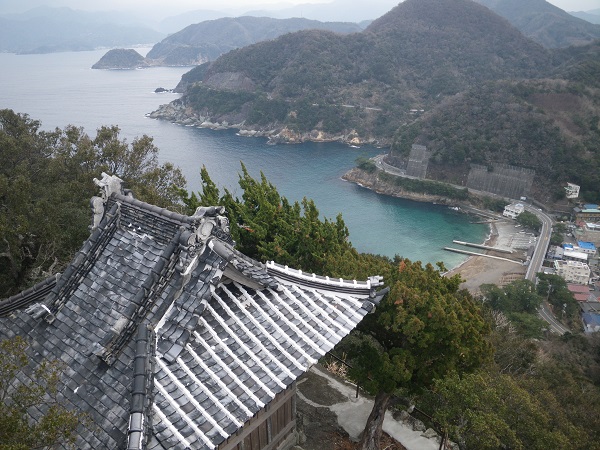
[523,206,570,335]
[539,301,570,334]
[524,205,552,282]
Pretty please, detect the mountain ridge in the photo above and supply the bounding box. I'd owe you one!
[154,0,552,142]
[475,0,600,47]
[0,6,163,54]
[150,0,600,203]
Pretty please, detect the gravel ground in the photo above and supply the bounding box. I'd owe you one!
[445,220,528,294]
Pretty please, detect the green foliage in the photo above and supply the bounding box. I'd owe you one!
[421,370,584,450]
[550,230,564,246]
[178,164,356,276]
[342,260,491,396]
[0,337,82,449]
[0,110,185,296]
[516,210,542,232]
[355,157,376,173]
[174,0,555,141]
[480,280,546,338]
[378,171,469,200]
[536,273,579,321]
[186,85,257,116]
[482,197,509,213]
[389,79,600,200]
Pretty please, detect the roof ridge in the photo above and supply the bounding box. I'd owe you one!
[97,228,184,365]
[0,274,60,317]
[44,202,121,322]
[111,193,193,226]
[266,261,383,293]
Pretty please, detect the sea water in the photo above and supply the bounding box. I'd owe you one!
[0,49,487,266]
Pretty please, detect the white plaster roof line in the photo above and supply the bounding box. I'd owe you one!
[157,359,231,438]
[180,346,256,418]
[205,301,290,387]
[254,287,326,354]
[193,326,274,401]
[298,284,364,326]
[155,381,220,449]
[280,284,347,338]
[213,289,301,378]
[152,404,195,449]
[234,283,320,361]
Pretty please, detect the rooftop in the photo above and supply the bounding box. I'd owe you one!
[0,173,384,450]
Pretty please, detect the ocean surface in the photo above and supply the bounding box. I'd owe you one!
[0,48,487,267]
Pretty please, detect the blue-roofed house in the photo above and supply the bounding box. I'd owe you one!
[577,241,597,256]
[582,313,600,333]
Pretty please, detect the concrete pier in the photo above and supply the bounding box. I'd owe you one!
[443,247,522,264]
[452,240,513,254]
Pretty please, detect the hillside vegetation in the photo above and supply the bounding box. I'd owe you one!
[475,0,600,48]
[165,0,552,140]
[143,16,362,66]
[151,0,600,203]
[389,78,600,202]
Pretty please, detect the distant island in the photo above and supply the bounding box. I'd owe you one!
[92,16,363,68]
[91,49,147,69]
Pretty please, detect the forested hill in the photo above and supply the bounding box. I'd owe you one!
[475,0,600,48]
[388,75,600,203]
[143,16,363,66]
[162,0,552,142]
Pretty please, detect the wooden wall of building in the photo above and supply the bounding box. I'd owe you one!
[219,383,297,450]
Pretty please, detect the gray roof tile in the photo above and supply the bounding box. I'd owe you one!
[0,189,380,450]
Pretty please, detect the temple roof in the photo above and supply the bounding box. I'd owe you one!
[0,174,383,450]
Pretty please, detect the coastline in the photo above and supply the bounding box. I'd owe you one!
[444,220,527,293]
[342,168,527,292]
[147,102,390,147]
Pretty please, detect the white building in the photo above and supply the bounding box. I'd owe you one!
[563,249,588,263]
[503,202,525,219]
[565,183,580,199]
[554,260,591,285]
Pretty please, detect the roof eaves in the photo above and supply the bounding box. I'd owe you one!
[0,274,60,318]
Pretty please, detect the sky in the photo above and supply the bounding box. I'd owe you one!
[1,0,598,15]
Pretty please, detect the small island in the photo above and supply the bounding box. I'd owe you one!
[91,48,148,70]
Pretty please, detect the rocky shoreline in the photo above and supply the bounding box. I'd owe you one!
[341,167,460,205]
[147,101,389,147]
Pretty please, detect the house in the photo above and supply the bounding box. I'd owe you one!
[502,202,524,219]
[577,241,597,256]
[563,248,588,264]
[574,204,600,223]
[0,174,385,450]
[568,284,595,302]
[578,302,600,333]
[565,183,580,199]
[554,260,591,285]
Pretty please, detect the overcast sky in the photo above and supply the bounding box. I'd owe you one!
[92,0,599,12]
[1,0,597,16]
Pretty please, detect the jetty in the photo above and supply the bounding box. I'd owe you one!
[444,247,522,264]
[452,240,513,254]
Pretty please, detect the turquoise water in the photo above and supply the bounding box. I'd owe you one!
[0,49,487,266]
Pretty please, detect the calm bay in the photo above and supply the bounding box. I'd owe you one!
[0,49,487,266]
